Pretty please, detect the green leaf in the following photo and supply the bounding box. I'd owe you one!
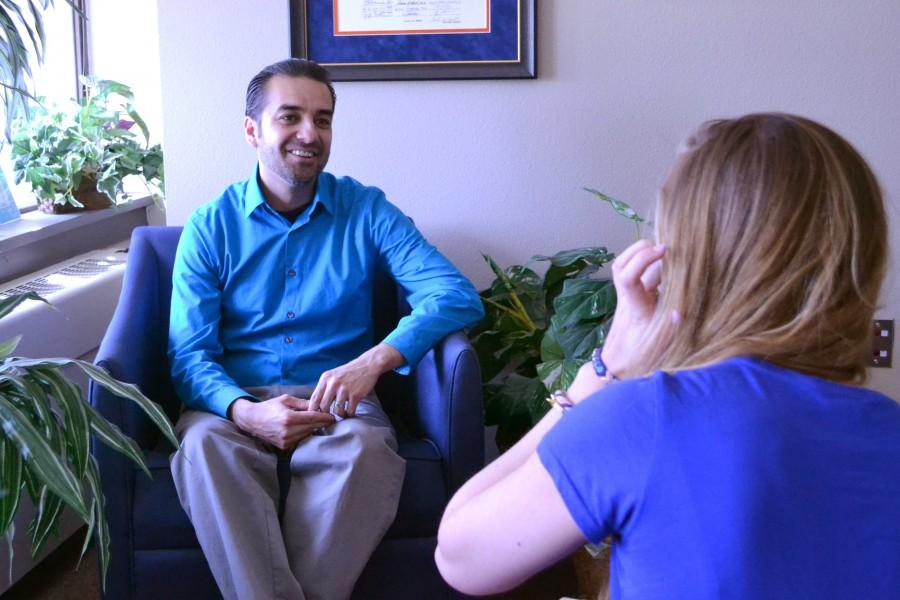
[35,368,90,479]
[0,436,23,535]
[21,460,40,504]
[83,401,151,479]
[584,187,646,223]
[535,357,582,394]
[552,278,617,328]
[542,317,609,362]
[534,246,614,307]
[85,457,109,591]
[0,292,47,320]
[480,254,537,331]
[484,374,547,428]
[0,335,21,360]
[2,373,61,451]
[27,485,62,558]
[0,396,89,521]
[126,108,149,144]
[4,521,15,583]
[3,357,178,452]
[483,374,549,452]
[533,246,615,269]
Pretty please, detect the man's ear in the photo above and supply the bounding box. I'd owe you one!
[243,116,260,149]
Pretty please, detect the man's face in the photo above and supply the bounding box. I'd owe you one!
[245,75,334,191]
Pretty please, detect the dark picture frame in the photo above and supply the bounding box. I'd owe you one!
[289,1,536,81]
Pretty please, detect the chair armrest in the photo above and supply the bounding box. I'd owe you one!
[90,229,175,450]
[410,330,484,495]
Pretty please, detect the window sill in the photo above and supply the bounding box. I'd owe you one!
[0,197,153,285]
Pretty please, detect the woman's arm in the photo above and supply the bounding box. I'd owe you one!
[435,240,667,595]
[435,449,586,596]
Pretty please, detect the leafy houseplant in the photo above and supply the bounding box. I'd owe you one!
[470,189,646,451]
[10,76,164,213]
[0,292,178,589]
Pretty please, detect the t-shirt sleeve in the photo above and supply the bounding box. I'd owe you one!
[537,376,659,544]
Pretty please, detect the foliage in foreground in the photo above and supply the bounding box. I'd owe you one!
[0,292,177,589]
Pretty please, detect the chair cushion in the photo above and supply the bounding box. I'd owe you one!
[132,436,447,550]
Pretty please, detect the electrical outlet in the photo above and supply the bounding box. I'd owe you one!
[871,319,894,368]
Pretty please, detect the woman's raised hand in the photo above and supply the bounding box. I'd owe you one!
[601,240,667,377]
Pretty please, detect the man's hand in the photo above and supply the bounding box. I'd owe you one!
[230,395,336,450]
[307,343,405,417]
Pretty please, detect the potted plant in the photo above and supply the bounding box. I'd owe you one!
[0,292,178,589]
[470,188,646,451]
[9,76,164,213]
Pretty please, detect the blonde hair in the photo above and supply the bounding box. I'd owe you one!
[632,113,887,383]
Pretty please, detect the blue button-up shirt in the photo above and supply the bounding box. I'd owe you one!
[168,169,484,417]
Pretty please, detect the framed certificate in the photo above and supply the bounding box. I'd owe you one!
[290,0,536,81]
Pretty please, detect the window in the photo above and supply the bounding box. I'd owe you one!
[1,1,83,211]
[1,0,163,213]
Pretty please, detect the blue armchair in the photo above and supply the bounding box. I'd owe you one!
[89,226,484,600]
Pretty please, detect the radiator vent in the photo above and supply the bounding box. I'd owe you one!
[1,250,128,302]
[0,244,129,357]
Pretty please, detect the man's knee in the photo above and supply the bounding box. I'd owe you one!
[336,419,398,456]
[176,411,246,462]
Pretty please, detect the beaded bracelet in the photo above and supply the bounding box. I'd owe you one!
[592,346,618,381]
[545,389,575,414]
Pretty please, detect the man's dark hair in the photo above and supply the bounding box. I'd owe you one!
[245,58,336,122]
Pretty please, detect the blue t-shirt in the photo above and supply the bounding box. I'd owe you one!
[538,357,900,599]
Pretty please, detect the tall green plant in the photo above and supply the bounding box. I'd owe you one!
[0,292,178,590]
[470,189,646,450]
[0,0,82,135]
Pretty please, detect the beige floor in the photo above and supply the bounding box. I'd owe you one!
[0,530,99,600]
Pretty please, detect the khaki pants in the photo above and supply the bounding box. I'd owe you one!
[170,387,406,600]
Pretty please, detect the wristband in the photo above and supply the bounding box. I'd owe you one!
[592,346,618,381]
[545,389,575,414]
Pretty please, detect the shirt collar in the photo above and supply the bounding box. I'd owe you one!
[243,164,334,218]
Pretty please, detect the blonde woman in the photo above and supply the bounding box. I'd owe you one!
[436,114,900,598]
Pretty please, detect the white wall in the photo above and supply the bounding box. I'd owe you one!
[157,0,900,397]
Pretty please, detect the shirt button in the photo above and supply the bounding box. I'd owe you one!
[287,311,295,319]
[287,269,297,277]
[285,336,293,344]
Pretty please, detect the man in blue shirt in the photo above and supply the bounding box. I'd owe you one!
[168,58,483,600]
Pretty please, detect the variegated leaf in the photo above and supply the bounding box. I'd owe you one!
[28,485,62,559]
[83,402,150,478]
[0,335,22,361]
[4,358,178,451]
[0,436,23,535]
[0,396,88,521]
[86,457,109,591]
[35,369,90,479]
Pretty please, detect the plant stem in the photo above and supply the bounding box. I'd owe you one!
[483,297,536,332]
[505,288,537,331]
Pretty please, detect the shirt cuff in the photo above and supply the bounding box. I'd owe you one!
[209,384,255,419]
[381,329,423,374]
